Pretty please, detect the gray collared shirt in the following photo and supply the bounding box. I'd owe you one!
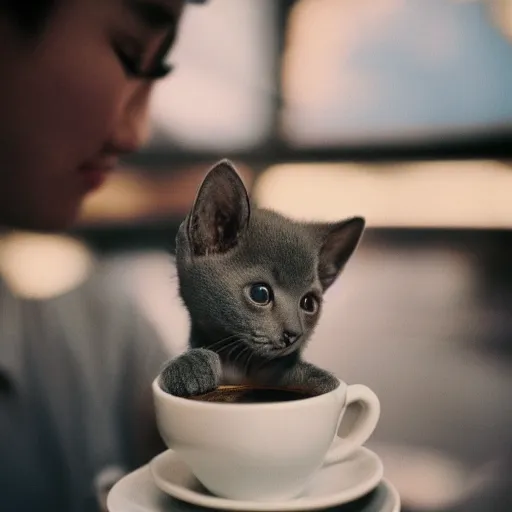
[0,270,170,512]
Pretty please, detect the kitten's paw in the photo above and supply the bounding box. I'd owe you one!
[306,368,339,394]
[280,362,339,395]
[159,348,222,397]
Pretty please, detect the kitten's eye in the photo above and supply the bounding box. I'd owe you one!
[249,283,273,305]
[300,294,319,314]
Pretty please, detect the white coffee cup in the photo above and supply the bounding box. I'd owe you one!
[152,377,380,502]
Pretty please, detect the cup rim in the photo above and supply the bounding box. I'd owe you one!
[152,376,345,410]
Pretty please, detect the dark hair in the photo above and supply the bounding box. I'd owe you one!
[1,0,57,35]
[2,1,211,35]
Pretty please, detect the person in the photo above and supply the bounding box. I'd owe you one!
[0,1,204,510]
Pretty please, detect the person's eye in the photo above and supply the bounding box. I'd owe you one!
[144,61,174,79]
[114,45,144,77]
[114,45,174,80]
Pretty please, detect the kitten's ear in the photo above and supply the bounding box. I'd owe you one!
[187,159,250,256]
[316,217,365,291]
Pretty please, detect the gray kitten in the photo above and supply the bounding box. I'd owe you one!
[159,160,365,397]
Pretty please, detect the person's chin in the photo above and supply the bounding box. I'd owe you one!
[9,203,83,233]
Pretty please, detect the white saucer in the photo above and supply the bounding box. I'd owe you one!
[107,464,399,512]
[149,446,384,511]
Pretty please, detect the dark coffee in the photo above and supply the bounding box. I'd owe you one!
[188,385,319,404]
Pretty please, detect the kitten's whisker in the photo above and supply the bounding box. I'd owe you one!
[252,346,287,374]
[231,344,251,368]
[214,338,243,356]
[207,330,248,349]
[207,334,239,348]
[243,350,255,377]
[251,353,271,374]
[226,340,242,360]
[207,334,243,352]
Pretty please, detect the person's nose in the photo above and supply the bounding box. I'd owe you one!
[106,84,152,155]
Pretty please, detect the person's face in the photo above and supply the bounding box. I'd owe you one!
[0,0,184,231]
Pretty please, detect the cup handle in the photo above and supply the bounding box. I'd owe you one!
[323,384,380,465]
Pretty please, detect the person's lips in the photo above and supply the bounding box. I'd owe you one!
[78,158,117,192]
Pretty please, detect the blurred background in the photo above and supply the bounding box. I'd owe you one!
[2,0,512,510]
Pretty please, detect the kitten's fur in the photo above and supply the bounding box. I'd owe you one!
[159,160,365,397]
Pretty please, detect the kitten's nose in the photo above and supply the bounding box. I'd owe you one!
[282,330,301,347]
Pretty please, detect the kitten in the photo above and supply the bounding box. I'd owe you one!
[159,160,365,397]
